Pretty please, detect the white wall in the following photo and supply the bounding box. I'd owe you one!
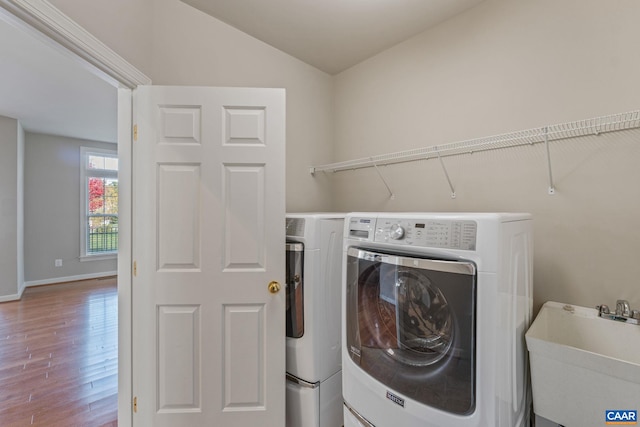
[47,0,154,75]
[24,133,117,283]
[45,0,640,312]
[0,116,21,300]
[332,0,640,312]
[49,0,335,212]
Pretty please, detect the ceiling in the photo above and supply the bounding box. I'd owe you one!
[0,15,117,143]
[182,0,485,75]
[0,0,483,142]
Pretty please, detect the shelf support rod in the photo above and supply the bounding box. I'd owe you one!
[436,149,456,199]
[544,127,555,195]
[371,158,395,199]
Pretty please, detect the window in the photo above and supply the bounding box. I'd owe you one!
[80,147,118,259]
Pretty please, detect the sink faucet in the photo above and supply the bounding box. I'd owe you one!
[616,300,631,317]
[597,300,639,325]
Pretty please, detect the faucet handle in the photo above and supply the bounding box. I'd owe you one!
[632,310,640,320]
[597,304,610,315]
[616,300,631,317]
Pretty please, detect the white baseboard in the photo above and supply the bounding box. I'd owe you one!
[0,290,22,303]
[0,281,27,302]
[24,271,118,288]
[18,280,26,298]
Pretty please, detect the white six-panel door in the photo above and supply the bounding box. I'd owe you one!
[132,86,286,426]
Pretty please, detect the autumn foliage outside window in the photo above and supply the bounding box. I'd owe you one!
[82,148,118,256]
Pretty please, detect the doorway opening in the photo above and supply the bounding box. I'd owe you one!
[0,3,150,427]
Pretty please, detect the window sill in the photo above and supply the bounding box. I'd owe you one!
[80,253,117,262]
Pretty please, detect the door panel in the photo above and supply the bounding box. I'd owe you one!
[223,107,266,145]
[157,305,201,411]
[133,86,285,427]
[157,164,201,270]
[159,106,201,143]
[223,164,266,270]
[224,304,265,410]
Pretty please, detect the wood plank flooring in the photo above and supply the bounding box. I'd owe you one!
[0,277,118,426]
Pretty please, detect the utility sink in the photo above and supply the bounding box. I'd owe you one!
[525,301,640,427]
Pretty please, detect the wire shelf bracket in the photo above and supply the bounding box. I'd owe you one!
[544,127,556,195]
[436,149,456,199]
[371,158,395,200]
[310,110,640,196]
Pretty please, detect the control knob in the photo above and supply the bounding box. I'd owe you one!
[389,224,405,240]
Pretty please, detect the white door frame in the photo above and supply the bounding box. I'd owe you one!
[0,1,150,426]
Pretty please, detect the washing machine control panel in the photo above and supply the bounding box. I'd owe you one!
[388,224,405,240]
[347,217,376,240]
[374,218,477,250]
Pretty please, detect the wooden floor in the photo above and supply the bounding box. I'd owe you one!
[0,277,118,426]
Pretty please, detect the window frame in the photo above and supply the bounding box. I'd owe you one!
[80,146,119,261]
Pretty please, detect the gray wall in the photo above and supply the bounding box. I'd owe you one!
[24,132,117,283]
[0,115,22,300]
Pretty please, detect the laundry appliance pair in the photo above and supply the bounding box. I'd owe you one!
[285,212,533,427]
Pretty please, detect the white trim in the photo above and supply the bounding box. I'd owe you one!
[0,0,150,88]
[0,282,26,302]
[0,293,21,302]
[24,271,117,288]
[0,293,21,303]
[17,121,25,303]
[80,253,117,262]
[116,87,133,427]
[18,280,26,298]
[81,146,119,162]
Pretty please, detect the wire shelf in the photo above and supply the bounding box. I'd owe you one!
[310,110,640,174]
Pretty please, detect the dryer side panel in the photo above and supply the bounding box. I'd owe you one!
[496,219,533,427]
[318,218,345,381]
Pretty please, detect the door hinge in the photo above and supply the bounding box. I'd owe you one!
[133,124,138,142]
[133,396,138,413]
[133,261,137,277]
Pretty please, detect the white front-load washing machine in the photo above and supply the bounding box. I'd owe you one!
[342,213,533,427]
[286,213,345,427]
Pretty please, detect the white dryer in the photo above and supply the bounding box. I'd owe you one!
[342,213,533,427]
[286,213,345,427]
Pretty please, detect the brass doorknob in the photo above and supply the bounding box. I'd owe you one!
[268,281,281,294]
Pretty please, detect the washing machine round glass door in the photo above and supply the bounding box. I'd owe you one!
[345,247,477,415]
